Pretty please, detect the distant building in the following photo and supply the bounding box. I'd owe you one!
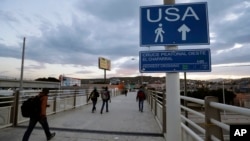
[110,78,120,85]
[59,75,81,86]
[234,93,250,108]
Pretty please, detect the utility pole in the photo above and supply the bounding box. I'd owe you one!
[14,37,26,126]
[222,80,226,116]
[104,69,106,84]
[20,37,26,91]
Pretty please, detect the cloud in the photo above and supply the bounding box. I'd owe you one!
[0,0,250,80]
[75,0,140,22]
[212,43,250,64]
[20,3,141,67]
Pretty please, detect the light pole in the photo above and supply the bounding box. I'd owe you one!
[14,37,26,126]
[222,80,226,116]
[19,37,26,91]
[141,73,143,85]
[131,57,143,85]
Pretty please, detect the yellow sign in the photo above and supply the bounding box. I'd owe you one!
[98,57,111,70]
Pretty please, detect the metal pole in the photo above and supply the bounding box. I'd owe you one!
[222,80,226,116]
[184,72,188,125]
[14,37,26,126]
[19,37,26,91]
[222,81,225,104]
[163,0,181,141]
[104,69,106,84]
[141,73,143,85]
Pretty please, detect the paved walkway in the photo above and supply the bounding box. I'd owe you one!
[0,92,165,141]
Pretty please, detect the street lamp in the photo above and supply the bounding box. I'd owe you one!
[222,80,226,116]
[19,37,26,91]
[131,57,143,85]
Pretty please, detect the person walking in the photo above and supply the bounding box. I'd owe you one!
[100,86,111,114]
[124,89,128,96]
[22,88,55,141]
[87,87,99,113]
[136,86,146,112]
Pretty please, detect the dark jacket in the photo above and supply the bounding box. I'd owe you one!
[136,89,146,101]
[88,90,99,101]
[31,92,48,119]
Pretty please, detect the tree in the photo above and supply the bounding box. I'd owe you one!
[186,88,236,105]
[35,77,60,82]
[209,89,236,104]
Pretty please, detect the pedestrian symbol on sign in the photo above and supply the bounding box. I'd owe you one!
[154,23,165,43]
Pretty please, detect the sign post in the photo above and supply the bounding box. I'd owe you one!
[139,0,210,140]
[98,57,111,84]
[164,0,179,141]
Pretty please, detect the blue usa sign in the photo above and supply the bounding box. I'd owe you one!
[140,2,209,46]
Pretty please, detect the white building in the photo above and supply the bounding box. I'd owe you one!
[60,75,81,86]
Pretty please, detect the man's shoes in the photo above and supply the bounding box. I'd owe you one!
[47,132,56,141]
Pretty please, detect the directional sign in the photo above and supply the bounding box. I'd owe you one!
[140,2,209,46]
[139,49,211,72]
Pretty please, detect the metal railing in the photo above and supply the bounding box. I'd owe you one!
[146,90,166,133]
[2,88,250,141]
[0,88,120,129]
[146,90,250,141]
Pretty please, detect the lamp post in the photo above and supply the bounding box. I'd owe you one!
[222,80,226,116]
[141,73,143,85]
[14,37,26,126]
[19,37,26,91]
[131,57,143,85]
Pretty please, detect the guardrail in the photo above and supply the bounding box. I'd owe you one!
[146,90,166,133]
[0,88,120,129]
[0,79,60,89]
[146,90,250,141]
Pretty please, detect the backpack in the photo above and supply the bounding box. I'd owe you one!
[138,90,145,100]
[102,91,109,100]
[21,96,41,118]
[90,91,99,99]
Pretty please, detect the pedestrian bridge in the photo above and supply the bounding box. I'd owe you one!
[0,89,250,141]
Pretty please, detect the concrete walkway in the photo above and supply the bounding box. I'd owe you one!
[0,92,165,141]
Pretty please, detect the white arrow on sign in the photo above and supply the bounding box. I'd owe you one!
[178,24,191,41]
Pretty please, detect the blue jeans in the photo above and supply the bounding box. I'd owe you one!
[22,117,52,141]
[100,100,109,113]
[138,100,144,112]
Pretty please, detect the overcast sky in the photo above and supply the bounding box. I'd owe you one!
[0,0,250,80]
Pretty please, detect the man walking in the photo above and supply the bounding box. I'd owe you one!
[87,87,99,113]
[136,86,146,112]
[22,88,55,141]
[100,87,111,114]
